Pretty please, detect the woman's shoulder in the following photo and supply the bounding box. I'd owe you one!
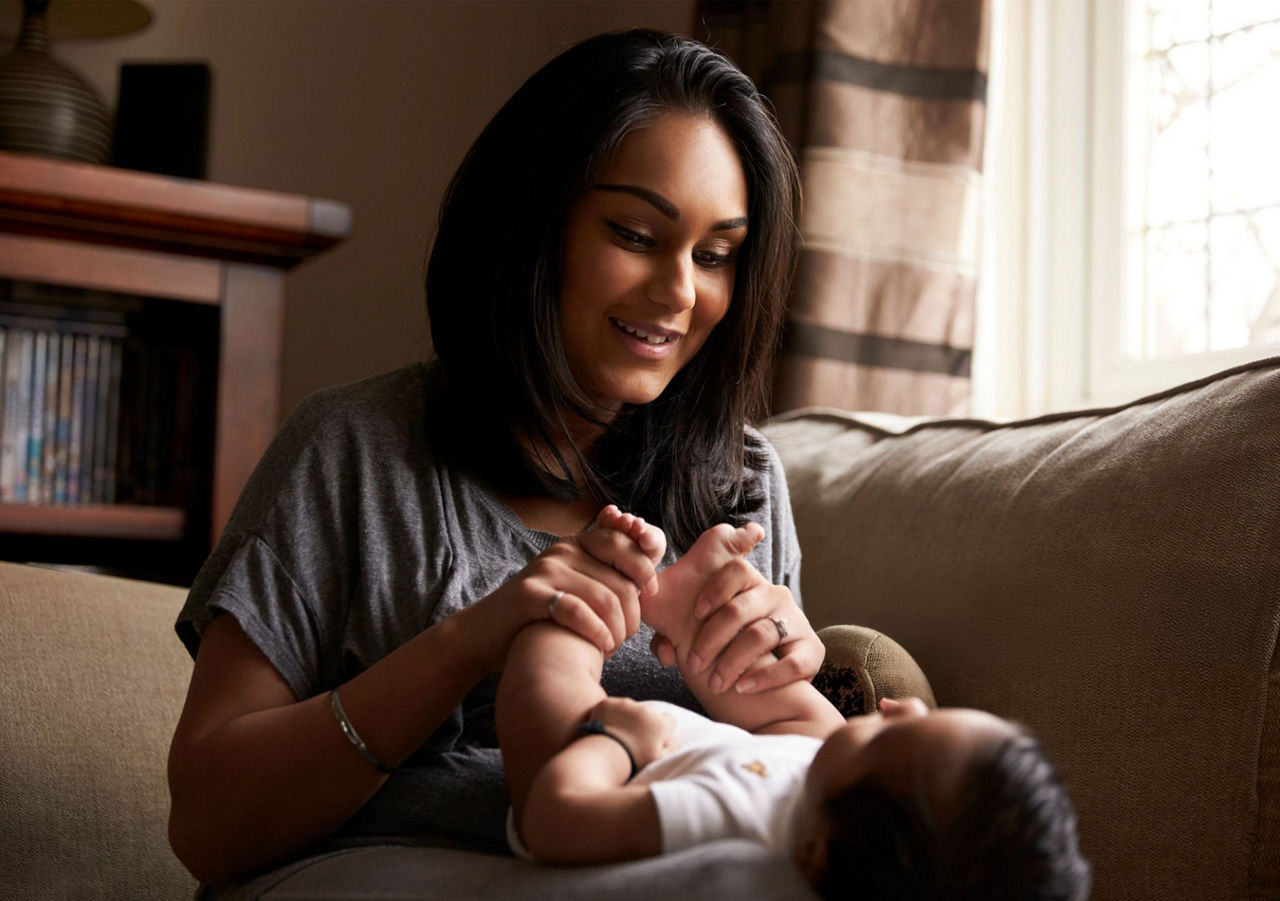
[287,362,436,435]
[743,423,787,490]
[265,362,446,470]
[222,362,444,533]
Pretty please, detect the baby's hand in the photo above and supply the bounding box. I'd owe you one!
[588,696,678,771]
[596,505,667,596]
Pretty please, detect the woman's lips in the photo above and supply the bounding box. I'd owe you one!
[610,317,682,359]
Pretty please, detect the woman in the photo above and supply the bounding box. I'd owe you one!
[167,29,821,890]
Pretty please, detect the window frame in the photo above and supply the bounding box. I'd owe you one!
[976,0,1280,420]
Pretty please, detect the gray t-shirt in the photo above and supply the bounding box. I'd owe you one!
[178,362,802,852]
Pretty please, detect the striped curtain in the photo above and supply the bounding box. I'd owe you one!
[697,0,990,416]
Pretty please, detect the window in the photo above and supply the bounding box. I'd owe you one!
[1121,0,1280,362]
[976,0,1280,418]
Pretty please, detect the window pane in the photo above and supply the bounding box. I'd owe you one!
[1147,93,1209,226]
[1211,0,1278,35]
[1209,23,1280,212]
[1207,214,1273,349]
[1147,0,1210,51]
[1122,0,1280,362]
[1144,223,1208,357]
[1242,207,1280,346]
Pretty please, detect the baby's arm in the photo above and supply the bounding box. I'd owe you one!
[600,508,843,738]
[495,621,609,829]
[494,510,673,854]
[520,696,675,862]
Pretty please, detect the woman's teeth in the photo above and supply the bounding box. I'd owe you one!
[613,319,672,344]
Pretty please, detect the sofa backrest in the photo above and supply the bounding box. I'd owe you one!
[0,561,196,899]
[764,357,1280,901]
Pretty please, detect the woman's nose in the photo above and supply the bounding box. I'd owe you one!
[647,254,696,312]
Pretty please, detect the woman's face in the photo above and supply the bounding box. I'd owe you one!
[558,111,749,410]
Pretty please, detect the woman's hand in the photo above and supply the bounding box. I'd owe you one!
[648,537,824,695]
[459,514,658,675]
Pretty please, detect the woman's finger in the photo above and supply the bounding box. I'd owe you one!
[686,566,771,672]
[544,588,616,654]
[538,557,630,652]
[576,528,652,635]
[731,633,825,694]
[541,541,641,647]
[579,525,659,598]
[703,614,786,692]
[649,631,677,667]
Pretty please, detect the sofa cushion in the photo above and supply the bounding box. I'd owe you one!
[763,357,1280,901]
[0,562,196,899]
[222,840,817,900]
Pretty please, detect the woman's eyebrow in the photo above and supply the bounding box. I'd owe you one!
[592,183,748,232]
[593,183,678,218]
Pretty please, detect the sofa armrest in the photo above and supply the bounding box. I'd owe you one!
[815,625,936,718]
[0,561,196,898]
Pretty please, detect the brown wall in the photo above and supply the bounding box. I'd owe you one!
[48,0,694,415]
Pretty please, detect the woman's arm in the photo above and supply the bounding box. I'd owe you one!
[168,609,485,885]
[168,523,660,885]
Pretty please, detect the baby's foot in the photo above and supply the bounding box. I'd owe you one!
[647,521,764,638]
[596,505,666,564]
[595,505,666,598]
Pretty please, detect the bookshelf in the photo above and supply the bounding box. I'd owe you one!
[0,150,351,584]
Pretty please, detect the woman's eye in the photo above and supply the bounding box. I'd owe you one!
[694,249,735,268]
[607,221,654,248]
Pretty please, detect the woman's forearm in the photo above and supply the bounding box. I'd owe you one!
[167,610,486,885]
[659,605,842,737]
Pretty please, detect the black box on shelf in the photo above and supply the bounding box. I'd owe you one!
[112,62,212,180]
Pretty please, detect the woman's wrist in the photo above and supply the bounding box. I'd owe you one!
[441,603,501,682]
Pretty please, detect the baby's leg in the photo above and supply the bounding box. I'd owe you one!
[495,622,607,825]
[647,521,764,642]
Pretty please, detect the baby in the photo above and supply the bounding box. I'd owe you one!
[494,508,1090,899]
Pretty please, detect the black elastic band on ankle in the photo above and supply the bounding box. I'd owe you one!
[578,719,638,781]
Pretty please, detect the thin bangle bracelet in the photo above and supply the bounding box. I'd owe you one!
[330,688,394,774]
[578,719,638,781]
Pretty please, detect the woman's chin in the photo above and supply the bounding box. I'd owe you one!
[586,375,673,409]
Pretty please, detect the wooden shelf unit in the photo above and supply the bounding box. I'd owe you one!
[0,150,351,583]
[0,502,185,541]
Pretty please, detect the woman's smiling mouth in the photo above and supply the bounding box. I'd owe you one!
[609,317,682,358]
[610,317,681,345]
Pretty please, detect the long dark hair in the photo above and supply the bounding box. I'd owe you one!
[425,29,800,551]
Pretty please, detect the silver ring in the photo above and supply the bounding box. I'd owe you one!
[548,589,565,617]
[770,617,789,641]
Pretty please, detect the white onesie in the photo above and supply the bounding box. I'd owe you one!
[507,700,823,859]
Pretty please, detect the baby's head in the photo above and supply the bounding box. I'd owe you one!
[793,698,1091,900]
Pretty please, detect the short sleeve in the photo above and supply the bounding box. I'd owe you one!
[176,388,360,700]
[176,364,451,702]
[180,532,334,700]
[648,777,741,853]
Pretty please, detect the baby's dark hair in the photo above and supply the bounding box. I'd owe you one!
[814,732,1091,900]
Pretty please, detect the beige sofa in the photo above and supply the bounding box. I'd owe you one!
[2,356,1277,899]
